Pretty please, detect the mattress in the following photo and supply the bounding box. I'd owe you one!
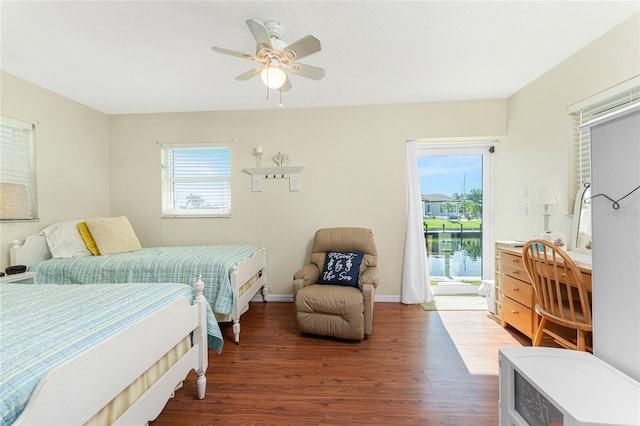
[29,244,260,315]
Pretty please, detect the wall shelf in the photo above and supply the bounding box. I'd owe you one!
[243,166,305,192]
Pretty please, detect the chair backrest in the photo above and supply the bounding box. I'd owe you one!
[309,227,378,272]
[522,239,592,329]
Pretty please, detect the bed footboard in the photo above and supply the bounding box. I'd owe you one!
[14,277,208,425]
[230,247,268,344]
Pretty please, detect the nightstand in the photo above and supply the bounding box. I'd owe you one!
[0,272,36,284]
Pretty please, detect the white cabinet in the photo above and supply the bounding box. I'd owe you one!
[499,347,640,426]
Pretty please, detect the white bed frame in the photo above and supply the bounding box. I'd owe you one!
[13,277,209,425]
[10,234,268,344]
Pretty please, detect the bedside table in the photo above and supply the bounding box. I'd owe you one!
[0,272,36,284]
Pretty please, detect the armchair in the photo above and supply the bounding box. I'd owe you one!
[293,227,379,340]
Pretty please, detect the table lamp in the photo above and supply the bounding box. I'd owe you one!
[533,188,559,233]
[0,182,30,220]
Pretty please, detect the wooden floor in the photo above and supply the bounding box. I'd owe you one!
[152,302,530,425]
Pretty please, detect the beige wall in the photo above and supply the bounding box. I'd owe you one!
[107,12,639,298]
[1,13,637,298]
[496,14,640,242]
[108,100,507,298]
[0,71,110,270]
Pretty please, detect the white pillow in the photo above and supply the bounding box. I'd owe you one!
[41,220,92,258]
[85,216,142,255]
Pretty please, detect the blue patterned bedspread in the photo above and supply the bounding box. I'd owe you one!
[29,245,260,316]
[0,283,222,426]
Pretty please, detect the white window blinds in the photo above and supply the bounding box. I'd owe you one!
[161,143,231,217]
[567,77,640,212]
[0,115,38,220]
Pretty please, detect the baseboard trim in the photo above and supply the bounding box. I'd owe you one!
[252,294,402,303]
[375,295,401,302]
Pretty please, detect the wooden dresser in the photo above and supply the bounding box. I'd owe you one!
[495,242,592,339]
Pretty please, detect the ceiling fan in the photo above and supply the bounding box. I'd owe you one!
[212,19,325,101]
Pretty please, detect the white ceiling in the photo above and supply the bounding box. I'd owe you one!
[1,1,638,114]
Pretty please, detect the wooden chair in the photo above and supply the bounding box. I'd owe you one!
[522,239,592,351]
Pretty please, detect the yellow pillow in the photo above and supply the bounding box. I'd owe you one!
[77,221,100,255]
[85,216,142,255]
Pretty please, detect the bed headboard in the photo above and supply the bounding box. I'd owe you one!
[10,234,52,267]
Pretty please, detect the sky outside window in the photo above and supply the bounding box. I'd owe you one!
[418,155,482,196]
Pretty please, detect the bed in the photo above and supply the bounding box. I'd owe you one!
[0,278,217,425]
[9,230,268,344]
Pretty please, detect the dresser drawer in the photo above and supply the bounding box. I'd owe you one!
[502,274,534,307]
[539,263,593,292]
[502,296,534,338]
[501,252,528,280]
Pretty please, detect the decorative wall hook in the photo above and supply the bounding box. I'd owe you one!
[585,182,640,210]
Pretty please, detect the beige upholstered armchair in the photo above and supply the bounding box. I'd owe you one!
[292,227,379,340]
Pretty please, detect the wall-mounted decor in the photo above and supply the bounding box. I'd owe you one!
[243,166,305,192]
[254,145,263,167]
[272,152,289,167]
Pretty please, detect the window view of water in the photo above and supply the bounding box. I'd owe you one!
[426,234,482,280]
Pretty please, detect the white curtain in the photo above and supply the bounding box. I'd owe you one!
[402,141,433,304]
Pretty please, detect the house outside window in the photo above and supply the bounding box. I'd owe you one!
[161,143,231,218]
[421,193,457,219]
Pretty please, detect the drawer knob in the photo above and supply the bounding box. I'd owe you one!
[512,270,520,275]
[511,310,518,314]
[512,287,519,292]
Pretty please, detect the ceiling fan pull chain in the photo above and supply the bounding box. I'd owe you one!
[279,89,283,107]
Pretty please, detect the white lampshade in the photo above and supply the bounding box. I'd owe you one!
[533,188,559,206]
[0,182,31,219]
[260,61,287,89]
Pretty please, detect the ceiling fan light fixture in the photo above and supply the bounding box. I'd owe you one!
[260,60,287,89]
[213,18,324,101]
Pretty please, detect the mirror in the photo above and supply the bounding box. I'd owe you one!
[570,182,592,254]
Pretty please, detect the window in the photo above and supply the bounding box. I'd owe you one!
[568,76,640,212]
[161,143,231,217]
[0,115,38,220]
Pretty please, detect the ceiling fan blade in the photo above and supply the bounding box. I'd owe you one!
[283,35,321,61]
[288,63,325,80]
[280,77,292,92]
[235,68,262,81]
[212,47,254,60]
[246,19,273,50]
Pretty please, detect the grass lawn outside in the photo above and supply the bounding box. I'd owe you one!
[424,219,482,230]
